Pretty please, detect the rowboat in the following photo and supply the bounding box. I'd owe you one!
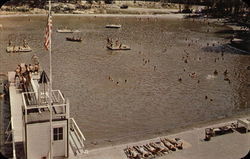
[231,38,243,43]
[6,45,32,53]
[120,5,128,9]
[105,24,121,28]
[107,44,131,50]
[57,29,80,33]
[66,37,82,42]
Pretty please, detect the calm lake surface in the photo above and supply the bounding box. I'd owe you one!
[0,15,249,149]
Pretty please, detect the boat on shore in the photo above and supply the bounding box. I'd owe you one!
[6,45,32,53]
[105,24,122,29]
[66,37,82,42]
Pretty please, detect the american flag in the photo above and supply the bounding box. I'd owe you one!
[44,14,52,50]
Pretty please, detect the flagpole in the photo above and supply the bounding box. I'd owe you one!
[48,0,53,159]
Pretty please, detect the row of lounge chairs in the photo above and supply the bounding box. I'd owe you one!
[124,138,183,159]
[204,122,237,141]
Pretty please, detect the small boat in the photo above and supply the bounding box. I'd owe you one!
[231,38,243,43]
[66,37,82,42]
[120,5,128,9]
[6,45,32,53]
[107,44,130,50]
[105,24,121,29]
[57,29,80,33]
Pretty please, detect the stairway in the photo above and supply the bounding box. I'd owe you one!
[69,128,85,156]
[68,118,86,156]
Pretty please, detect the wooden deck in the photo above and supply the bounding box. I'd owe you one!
[9,84,24,142]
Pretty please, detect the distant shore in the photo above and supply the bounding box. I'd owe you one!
[1,10,248,53]
[0,6,184,17]
[0,12,186,19]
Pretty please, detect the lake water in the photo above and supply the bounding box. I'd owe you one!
[0,15,249,149]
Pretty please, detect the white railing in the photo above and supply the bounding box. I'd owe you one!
[22,90,65,108]
[70,118,86,141]
[70,118,86,152]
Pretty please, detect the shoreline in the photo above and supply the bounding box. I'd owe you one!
[83,114,250,159]
[0,12,185,19]
[86,111,250,150]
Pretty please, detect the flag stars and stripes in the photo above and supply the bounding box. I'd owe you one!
[44,14,52,50]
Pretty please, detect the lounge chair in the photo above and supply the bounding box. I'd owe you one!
[133,145,151,158]
[160,138,176,151]
[165,138,183,150]
[124,147,141,159]
[143,144,158,155]
[205,123,235,141]
[149,142,169,153]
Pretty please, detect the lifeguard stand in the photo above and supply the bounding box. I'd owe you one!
[7,70,86,159]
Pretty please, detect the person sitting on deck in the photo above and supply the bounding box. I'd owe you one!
[34,63,39,74]
[23,64,31,83]
[116,40,119,47]
[21,64,27,75]
[111,38,114,45]
[15,66,21,78]
[28,64,34,73]
[23,39,28,48]
[8,40,12,46]
[13,45,15,53]
[14,73,19,82]
[20,76,27,91]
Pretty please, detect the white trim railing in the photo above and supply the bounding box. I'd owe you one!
[70,118,86,141]
[69,118,86,153]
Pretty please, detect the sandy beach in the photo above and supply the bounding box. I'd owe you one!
[78,116,250,159]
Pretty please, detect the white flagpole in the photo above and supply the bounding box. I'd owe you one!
[48,0,53,159]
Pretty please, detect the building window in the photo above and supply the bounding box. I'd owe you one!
[53,127,63,141]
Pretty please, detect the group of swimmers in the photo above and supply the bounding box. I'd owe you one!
[106,38,123,48]
[108,75,127,85]
[9,39,29,47]
[14,63,39,90]
[8,39,29,53]
[139,51,157,71]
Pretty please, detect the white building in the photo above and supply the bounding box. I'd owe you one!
[6,69,86,159]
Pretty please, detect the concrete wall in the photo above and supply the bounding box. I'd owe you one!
[26,120,67,159]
